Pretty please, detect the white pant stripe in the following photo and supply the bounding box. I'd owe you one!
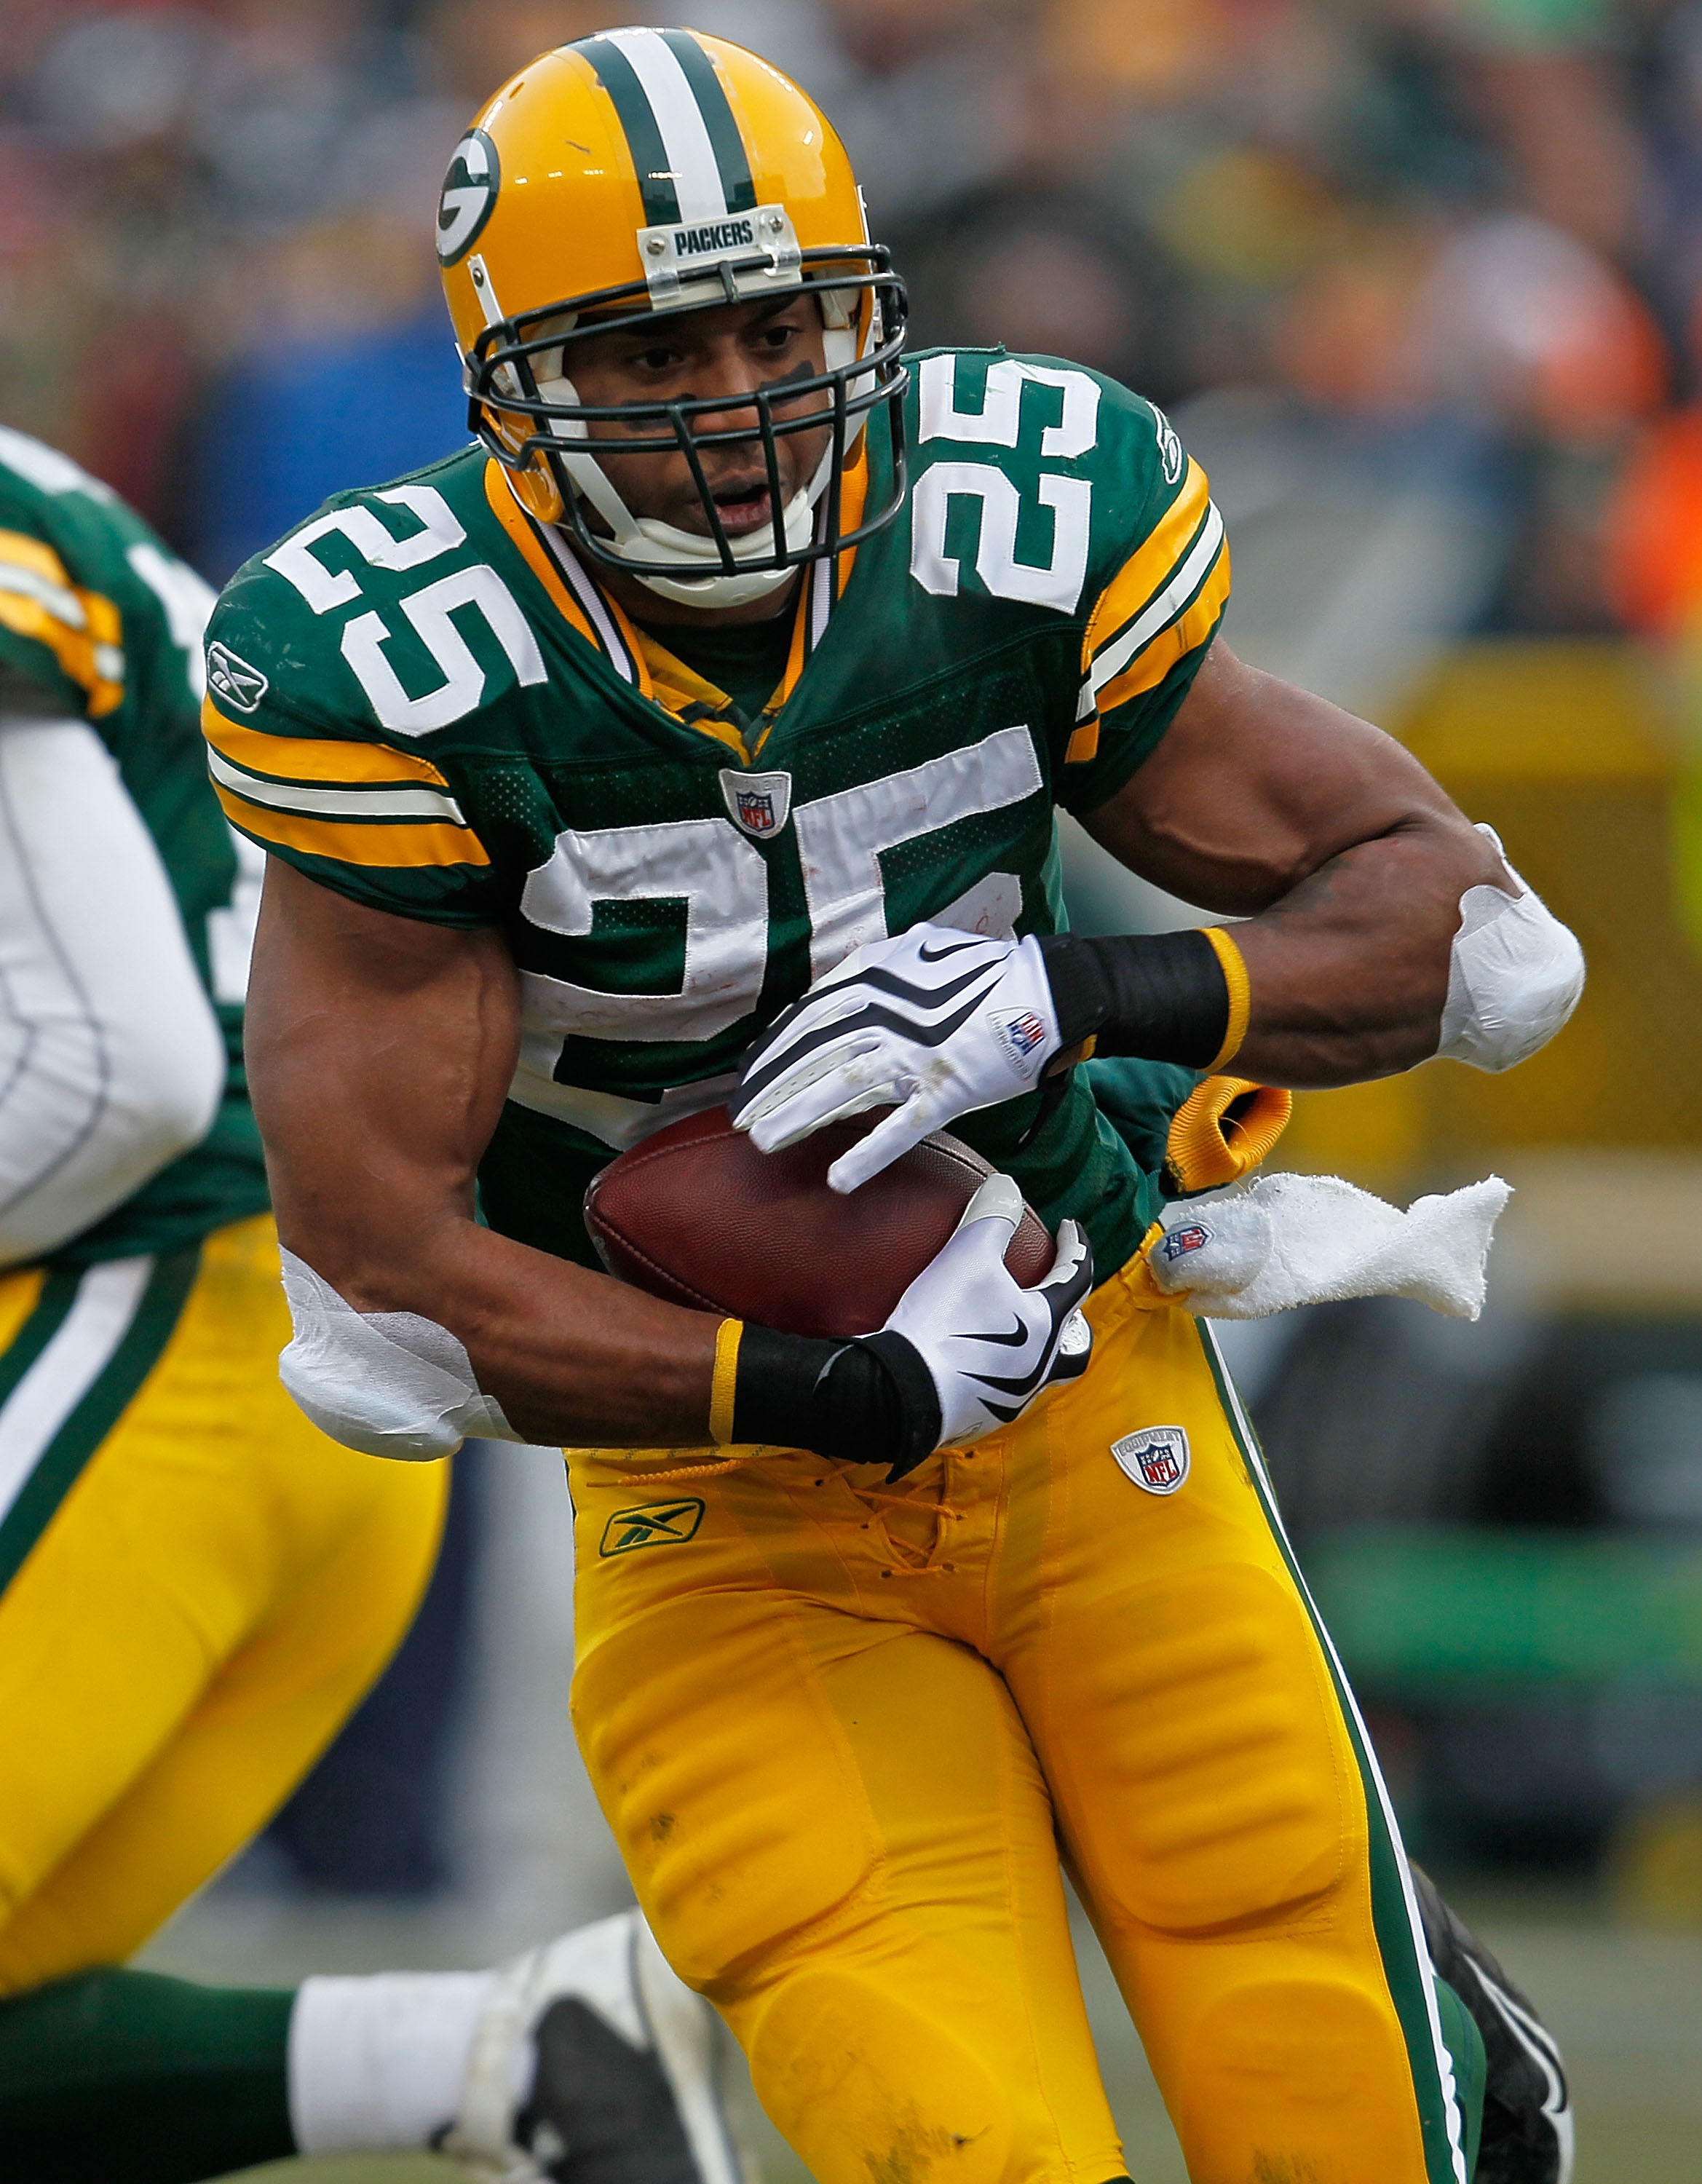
[0,1255,154,1527]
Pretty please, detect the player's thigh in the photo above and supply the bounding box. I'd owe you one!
[567,1452,1122,2184]
[998,1289,1462,2184]
[0,1219,446,1989]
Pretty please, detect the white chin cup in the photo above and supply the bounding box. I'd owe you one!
[277,1249,523,1460]
[1437,825,1586,1073]
[541,324,867,609]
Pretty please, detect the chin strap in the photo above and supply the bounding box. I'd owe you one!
[535,322,867,610]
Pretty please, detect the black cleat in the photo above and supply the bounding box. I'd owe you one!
[1412,1864,1574,2184]
[440,1910,754,2184]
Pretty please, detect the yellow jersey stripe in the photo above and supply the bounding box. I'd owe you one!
[202,700,451,789]
[0,585,123,717]
[214,784,491,869]
[1077,502,1226,724]
[1080,459,1210,671]
[208,748,470,826]
[1088,544,1230,721]
[0,530,86,625]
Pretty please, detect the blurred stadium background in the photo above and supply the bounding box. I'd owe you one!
[8,0,1699,2174]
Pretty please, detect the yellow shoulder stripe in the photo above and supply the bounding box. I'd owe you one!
[214,784,489,869]
[0,563,123,719]
[1091,545,1230,721]
[0,527,74,589]
[1080,459,1211,671]
[202,699,450,788]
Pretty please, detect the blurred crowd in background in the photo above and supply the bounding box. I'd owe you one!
[5,0,1702,644]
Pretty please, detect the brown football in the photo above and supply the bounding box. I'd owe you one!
[583,1104,1055,1339]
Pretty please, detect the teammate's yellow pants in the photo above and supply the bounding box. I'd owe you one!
[569,1254,1474,2184]
[0,1215,446,1993]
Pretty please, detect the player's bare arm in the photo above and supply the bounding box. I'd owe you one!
[1080,638,1511,1086]
[248,858,723,1449]
[250,858,1085,1468]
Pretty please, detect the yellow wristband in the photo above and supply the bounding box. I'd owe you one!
[709,1318,743,1446]
[1200,926,1251,1073]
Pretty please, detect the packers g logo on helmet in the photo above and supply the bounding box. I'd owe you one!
[436,25,909,609]
[436,129,500,266]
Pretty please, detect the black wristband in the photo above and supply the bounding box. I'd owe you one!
[731,1324,941,1478]
[1037,928,1230,1068]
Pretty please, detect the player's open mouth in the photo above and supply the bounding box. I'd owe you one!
[708,480,775,535]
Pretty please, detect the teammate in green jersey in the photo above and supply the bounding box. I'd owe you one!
[0,427,753,2184]
[225,28,1578,2184]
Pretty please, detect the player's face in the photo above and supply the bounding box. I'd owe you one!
[568,295,832,539]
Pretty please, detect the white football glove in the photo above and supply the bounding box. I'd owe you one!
[733,922,1063,1194]
[877,1173,1093,1447]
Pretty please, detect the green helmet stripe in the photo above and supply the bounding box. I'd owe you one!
[659,29,759,217]
[581,36,682,229]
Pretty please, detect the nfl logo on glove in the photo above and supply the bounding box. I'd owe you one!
[1160,1222,1211,1262]
[1112,1426,1191,1495]
[995,1010,1050,1072]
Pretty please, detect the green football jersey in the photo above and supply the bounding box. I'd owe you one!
[0,427,269,1265]
[205,349,1230,1278]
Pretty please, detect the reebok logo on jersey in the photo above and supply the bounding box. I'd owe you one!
[1112,1426,1190,1495]
[206,642,269,713]
[1151,405,1184,485]
[599,1497,705,1556]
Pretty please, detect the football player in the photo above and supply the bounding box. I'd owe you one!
[0,427,751,2184]
[223,28,1579,2184]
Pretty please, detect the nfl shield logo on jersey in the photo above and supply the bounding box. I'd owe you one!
[721,768,793,839]
[1111,1425,1191,1496]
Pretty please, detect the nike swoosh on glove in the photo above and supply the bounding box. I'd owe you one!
[870,1174,1094,1447]
[733,922,1062,1194]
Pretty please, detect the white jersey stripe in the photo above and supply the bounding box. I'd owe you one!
[208,748,470,826]
[542,529,638,685]
[0,561,89,629]
[0,1256,154,1529]
[1077,500,1225,721]
[603,28,727,224]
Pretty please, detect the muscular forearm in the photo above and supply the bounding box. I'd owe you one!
[1226,815,1506,1085]
[250,859,722,1450]
[300,1204,723,1447]
[1077,648,1528,1088]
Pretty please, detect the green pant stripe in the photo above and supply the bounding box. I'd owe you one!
[0,1246,200,1598]
[1197,1322,1469,2184]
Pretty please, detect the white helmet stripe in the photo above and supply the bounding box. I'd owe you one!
[601,27,729,224]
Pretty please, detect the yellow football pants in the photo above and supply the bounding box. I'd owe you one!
[569,1255,1471,2184]
[0,1214,446,1993]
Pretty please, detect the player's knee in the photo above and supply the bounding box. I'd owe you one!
[1077,1562,1353,1934]
[1171,1977,1430,2183]
[744,1968,1018,2184]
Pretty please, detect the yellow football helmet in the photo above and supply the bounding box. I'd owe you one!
[437,26,909,607]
